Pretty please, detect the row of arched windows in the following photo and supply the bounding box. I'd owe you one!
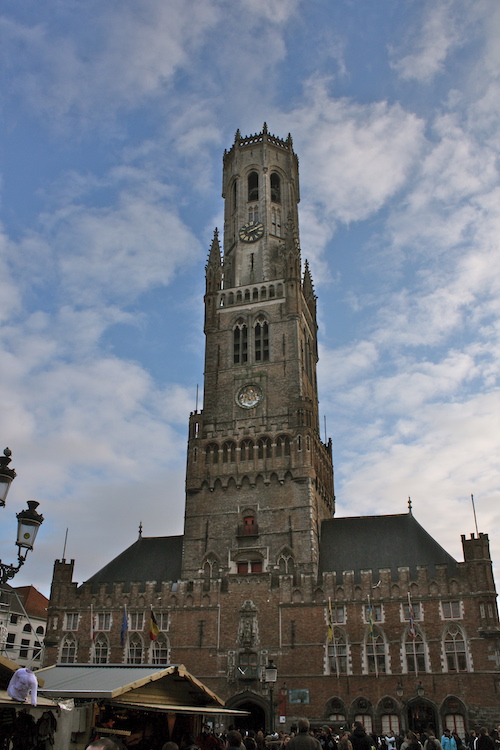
[204,436,293,465]
[327,624,470,676]
[220,283,283,308]
[60,632,171,665]
[232,171,282,210]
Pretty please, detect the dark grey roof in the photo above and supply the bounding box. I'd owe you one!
[319,512,458,582]
[81,535,183,593]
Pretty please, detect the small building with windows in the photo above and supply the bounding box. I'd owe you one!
[44,126,500,735]
[1,585,48,667]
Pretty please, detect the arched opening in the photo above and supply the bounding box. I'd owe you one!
[406,698,439,736]
[226,695,267,734]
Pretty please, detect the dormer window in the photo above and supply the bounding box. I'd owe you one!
[248,171,259,202]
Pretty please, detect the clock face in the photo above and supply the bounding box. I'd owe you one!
[239,221,264,243]
[236,384,263,409]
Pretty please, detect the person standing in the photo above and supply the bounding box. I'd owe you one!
[441,730,457,750]
[287,719,322,750]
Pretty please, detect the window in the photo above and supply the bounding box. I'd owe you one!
[328,628,348,674]
[257,437,272,459]
[442,601,461,619]
[366,628,387,673]
[157,612,169,631]
[240,439,254,462]
[242,516,258,536]
[36,626,44,635]
[238,651,258,678]
[10,614,18,625]
[222,441,236,463]
[6,633,15,650]
[205,443,219,465]
[355,715,373,734]
[33,641,42,660]
[20,639,30,659]
[23,624,32,633]
[94,633,109,664]
[248,171,259,202]
[365,604,383,623]
[65,612,79,631]
[130,612,144,631]
[128,633,143,664]
[405,631,426,673]
[330,605,345,624]
[270,172,281,203]
[237,561,263,574]
[444,625,468,672]
[232,180,238,212]
[97,612,111,631]
[276,435,291,457]
[152,633,170,665]
[254,319,269,362]
[233,322,248,364]
[60,634,77,663]
[403,602,421,621]
[445,715,465,735]
[381,716,400,735]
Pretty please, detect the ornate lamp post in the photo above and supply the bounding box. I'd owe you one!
[265,659,278,734]
[0,449,44,586]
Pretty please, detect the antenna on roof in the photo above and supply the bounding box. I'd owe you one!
[408,497,412,514]
[471,494,479,536]
[62,528,68,560]
[138,521,143,538]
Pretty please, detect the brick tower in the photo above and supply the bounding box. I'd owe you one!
[182,124,335,582]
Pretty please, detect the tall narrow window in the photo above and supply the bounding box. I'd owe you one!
[405,630,426,673]
[248,171,259,201]
[328,628,348,675]
[366,628,387,673]
[240,439,254,462]
[60,634,77,664]
[152,634,170,665]
[233,180,238,211]
[234,322,248,364]
[257,437,272,459]
[270,172,281,203]
[128,633,143,664]
[444,625,468,672]
[255,319,269,362]
[222,441,236,463]
[94,634,109,664]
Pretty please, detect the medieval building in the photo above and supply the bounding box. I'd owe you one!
[45,126,500,735]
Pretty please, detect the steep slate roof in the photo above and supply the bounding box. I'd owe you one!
[81,535,183,593]
[319,512,458,582]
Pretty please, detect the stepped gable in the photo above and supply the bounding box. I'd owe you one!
[80,535,183,593]
[319,512,458,581]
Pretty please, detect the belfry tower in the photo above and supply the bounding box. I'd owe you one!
[182,125,334,582]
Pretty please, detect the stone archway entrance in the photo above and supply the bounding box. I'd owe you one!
[407,699,439,735]
[226,693,268,734]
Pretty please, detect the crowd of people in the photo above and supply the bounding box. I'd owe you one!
[86,719,500,750]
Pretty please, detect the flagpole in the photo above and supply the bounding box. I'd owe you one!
[408,592,418,677]
[368,595,378,678]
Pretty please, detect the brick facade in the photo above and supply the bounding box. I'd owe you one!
[44,127,500,735]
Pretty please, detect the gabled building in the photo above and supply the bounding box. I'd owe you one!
[0,585,48,667]
[45,126,500,735]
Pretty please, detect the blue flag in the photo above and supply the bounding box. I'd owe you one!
[120,607,128,646]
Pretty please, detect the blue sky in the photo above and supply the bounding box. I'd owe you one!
[1,0,499,597]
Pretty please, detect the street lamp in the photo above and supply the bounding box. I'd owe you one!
[0,449,44,585]
[265,659,278,733]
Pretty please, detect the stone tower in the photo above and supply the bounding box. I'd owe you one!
[182,125,335,582]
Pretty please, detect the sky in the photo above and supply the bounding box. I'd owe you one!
[1,0,499,598]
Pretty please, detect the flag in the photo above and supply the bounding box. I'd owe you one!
[367,598,374,636]
[120,606,128,646]
[327,599,334,642]
[408,592,416,641]
[150,609,160,641]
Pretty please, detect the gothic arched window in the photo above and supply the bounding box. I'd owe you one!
[255,317,269,362]
[152,633,170,665]
[328,627,348,675]
[404,628,427,673]
[270,172,281,203]
[240,439,254,462]
[276,435,291,457]
[60,634,77,663]
[257,437,272,459]
[94,633,109,664]
[443,624,468,672]
[205,443,218,465]
[271,207,282,237]
[365,627,387,673]
[234,320,248,364]
[222,441,236,463]
[232,180,238,212]
[248,171,259,202]
[128,633,143,664]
